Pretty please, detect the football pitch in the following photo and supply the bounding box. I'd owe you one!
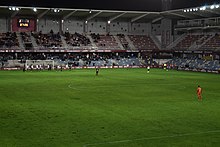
[0,68,220,147]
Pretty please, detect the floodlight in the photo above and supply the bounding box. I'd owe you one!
[210,5,215,9]
[33,8,37,12]
[108,20,111,24]
[200,6,206,11]
[12,7,16,11]
[85,21,88,24]
[216,5,220,8]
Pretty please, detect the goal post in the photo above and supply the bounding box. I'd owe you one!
[25,60,54,70]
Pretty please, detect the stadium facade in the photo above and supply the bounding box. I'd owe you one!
[0,4,219,72]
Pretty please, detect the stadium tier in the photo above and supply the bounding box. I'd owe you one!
[0,5,219,72]
[0,32,19,49]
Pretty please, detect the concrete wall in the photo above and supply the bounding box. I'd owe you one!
[161,19,172,46]
[63,19,84,33]
[110,22,129,34]
[0,16,163,37]
[38,18,60,33]
[0,18,7,33]
[87,20,107,34]
[130,23,151,35]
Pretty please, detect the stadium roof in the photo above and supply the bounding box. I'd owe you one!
[0,4,220,23]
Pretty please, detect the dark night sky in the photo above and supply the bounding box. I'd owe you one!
[0,0,218,11]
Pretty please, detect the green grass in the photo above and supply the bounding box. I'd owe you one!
[0,68,220,147]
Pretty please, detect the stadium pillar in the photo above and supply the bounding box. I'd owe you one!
[84,22,88,33]
[60,19,64,34]
[106,22,110,34]
[36,19,39,32]
[161,19,172,48]
[6,17,11,32]
[128,23,132,34]
[161,0,173,49]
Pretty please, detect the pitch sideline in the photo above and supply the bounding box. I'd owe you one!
[83,130,220,147]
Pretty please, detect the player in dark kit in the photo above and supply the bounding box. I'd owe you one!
[96,68,99,76]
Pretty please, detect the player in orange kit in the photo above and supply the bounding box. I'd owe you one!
[197,85,202,101]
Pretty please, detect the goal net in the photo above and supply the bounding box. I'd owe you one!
[25,60,54,70]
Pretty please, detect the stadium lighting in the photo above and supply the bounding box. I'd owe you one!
[61,20,64,23]
[200,6,206,11]
[89,10,92,13]
[186,9,190,12]
[33,8,37,12]
[216,5,220,8]
[108,20,111,24]
[85,20,88,24]
[52,8,60,13]
[9,6,20,11]
[210,5,215,9]
[190,9,193,12]
[183,10,186,12]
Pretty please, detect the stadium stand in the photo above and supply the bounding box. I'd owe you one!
[20,32,33,50]
[0,32,19,49]
[32,30,63,48]
[166,57,220,72]
[0,5,219,73]
[117,34,130,50]
[174,34,204,50]
[201,33,220,50]
[92,34,120,50]
[64,32,91,48]
[128,35,159,50]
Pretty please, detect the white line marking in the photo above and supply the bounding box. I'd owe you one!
[83,130,220,147]
[68,84,78,90]
[68,83,180,90]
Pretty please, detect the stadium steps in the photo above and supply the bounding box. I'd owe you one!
[188,37,204,51]
[60,36,68,49]
[87,35,98,48]
[199,34,216,49]
[188,34,214,51]
[167,33,187,49]
[30,35,38,49]
[16,32,25,49]
[113,35,124,50]
[149,34,161,50]
[124,35,136,50]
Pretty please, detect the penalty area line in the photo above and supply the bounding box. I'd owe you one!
[83,130,220,147]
